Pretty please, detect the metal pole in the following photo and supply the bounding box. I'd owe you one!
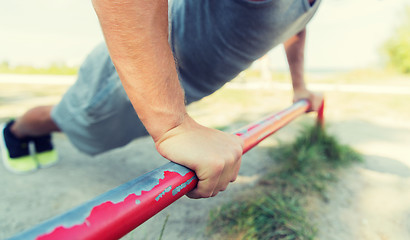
[9,100,311,240]
[317,99,325,127]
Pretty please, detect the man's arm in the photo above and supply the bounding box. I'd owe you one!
[91,0,184,139]
[91,0,243,199]
[284,28,322,111]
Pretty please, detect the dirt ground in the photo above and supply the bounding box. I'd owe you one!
[1,73,410,239]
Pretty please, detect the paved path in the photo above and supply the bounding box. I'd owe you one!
[1,73,410,239]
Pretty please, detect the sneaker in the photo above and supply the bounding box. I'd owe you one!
[33,134,58,168]
[0,121,38,174]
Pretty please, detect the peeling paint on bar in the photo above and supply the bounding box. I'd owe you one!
[10,162,194,240]
[35,170,195,240]
[172,176,196,196]
[156,186,172,201]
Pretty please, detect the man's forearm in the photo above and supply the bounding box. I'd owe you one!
[284,28,323,112]
[284,28,307,91]
[92,0,186,141]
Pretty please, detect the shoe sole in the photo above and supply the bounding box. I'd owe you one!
[37,150,59,168]
[0,123,39,174]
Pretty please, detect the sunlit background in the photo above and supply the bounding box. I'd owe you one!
[1,1,410,239]
[0,0,408,71]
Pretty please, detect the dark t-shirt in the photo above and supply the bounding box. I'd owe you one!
[170,0,321,103]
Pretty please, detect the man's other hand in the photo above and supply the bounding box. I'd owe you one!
[293,88,323,112]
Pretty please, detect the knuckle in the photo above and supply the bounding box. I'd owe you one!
[211,160,225,174]
[232,152,242,164]
[225,155,235,166]
[234,145,243,157]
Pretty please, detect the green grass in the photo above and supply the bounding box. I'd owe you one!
[207,124,362,240]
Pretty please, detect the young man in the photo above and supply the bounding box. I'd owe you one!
[0,0,322,199]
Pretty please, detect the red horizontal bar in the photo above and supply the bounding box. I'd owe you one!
[236,100,310,153]
[10,100,311,240]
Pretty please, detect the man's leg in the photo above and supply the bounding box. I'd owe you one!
[1,42,147,173]
[10,106,60,138]
[1,106,59,174]
[50,43,149,156]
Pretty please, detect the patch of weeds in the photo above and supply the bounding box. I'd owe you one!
[207,124,362,240]
[265,124,363,196]
[209,191,316,240]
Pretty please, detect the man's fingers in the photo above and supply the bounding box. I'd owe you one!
[186,177,220,199]
[307,92,323,112]
[231,156,242,182]
[187,154,241,199]
[187,162,224,198]
[186,191,201,199]
[294,90,323,112]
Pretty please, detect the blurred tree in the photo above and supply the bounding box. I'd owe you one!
[383,6,410,74]
[0,61,10,70]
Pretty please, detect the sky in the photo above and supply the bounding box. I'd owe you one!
[0,0,408,71]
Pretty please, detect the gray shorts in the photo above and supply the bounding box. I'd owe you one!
[52,0,321,155]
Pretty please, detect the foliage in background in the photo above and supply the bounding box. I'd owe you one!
[383,6,410,74]
[208,124,362,240]
[0,61,78,75]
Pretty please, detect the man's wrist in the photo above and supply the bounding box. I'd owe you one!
[292,76,307,91]
[143,110,188,143]
[154,113,198,150]
[293,84,307,92]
